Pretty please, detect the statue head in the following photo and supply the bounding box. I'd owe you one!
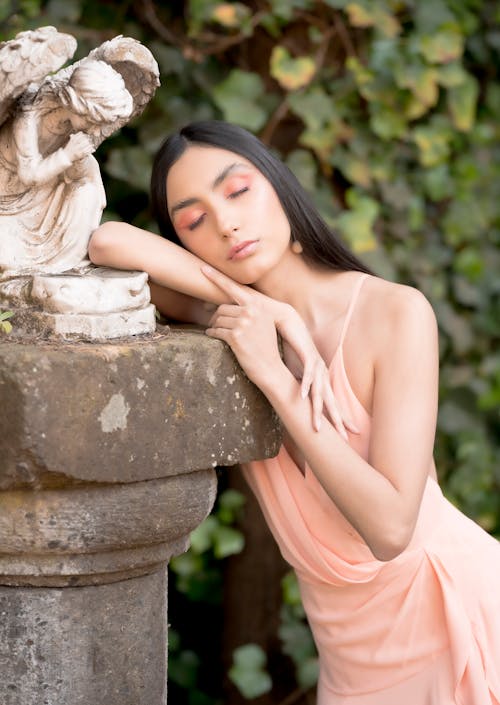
[58,59,133,125]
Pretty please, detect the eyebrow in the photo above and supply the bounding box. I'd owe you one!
[169,162,247,218]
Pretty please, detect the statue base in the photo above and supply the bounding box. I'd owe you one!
[0,266,156,339]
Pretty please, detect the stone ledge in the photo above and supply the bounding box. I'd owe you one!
[0,326,281,489]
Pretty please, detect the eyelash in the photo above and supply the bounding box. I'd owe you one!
[187,186,249,231]
[228,186,249,199]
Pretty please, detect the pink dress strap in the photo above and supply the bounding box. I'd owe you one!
[338,273,369,348]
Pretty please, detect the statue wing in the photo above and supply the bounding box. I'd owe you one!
[0,26,77,128]
[86,35,160,148]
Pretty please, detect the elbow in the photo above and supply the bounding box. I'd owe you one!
[369,523,414,562]
[88,221,120,266]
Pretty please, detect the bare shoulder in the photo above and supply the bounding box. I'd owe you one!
[359,275,438,356]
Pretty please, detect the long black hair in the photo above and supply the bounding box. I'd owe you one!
[150,120,372,274]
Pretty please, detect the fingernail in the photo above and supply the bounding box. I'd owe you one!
[301,387,307,399]
[201,265,213,274]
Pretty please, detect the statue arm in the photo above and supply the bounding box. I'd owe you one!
[13,108,73,187]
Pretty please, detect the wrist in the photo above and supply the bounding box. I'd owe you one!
[258,361,297,402]
[272,301,296,332]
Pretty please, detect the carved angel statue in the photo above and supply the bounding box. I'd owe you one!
[0,26,159,280]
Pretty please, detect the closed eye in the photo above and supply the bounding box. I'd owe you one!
[228,186,249,199]
[187,214,206,231]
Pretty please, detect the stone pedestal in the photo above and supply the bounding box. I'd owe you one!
[0,328,281,705]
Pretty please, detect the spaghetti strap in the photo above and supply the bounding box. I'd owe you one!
[338,273,369,347]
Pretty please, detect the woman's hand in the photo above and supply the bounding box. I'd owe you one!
[201,265,358,439]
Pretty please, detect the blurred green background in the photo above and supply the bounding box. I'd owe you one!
[1,1,499,703]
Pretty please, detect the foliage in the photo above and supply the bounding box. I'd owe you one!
[0,310,14,334]
[228,644,273,699]
[2,0,499,702]
[279,571,319,689]
[168,487,246,704]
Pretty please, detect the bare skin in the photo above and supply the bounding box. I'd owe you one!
[89,144,439,562]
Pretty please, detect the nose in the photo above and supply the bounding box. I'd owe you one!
[214,207,239,239]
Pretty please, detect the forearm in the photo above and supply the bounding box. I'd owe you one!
[89,221,232,305]
[149,281,212,325]
[260,366,413,561]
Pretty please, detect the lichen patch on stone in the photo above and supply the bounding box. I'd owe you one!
[98,393,130,433]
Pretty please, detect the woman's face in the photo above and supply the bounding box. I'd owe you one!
[165,145,292,285]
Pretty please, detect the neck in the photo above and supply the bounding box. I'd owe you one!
[253,251,345,329]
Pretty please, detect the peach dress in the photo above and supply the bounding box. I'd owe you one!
[243,274,500,704]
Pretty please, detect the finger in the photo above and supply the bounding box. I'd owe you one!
[208,305,242,327]
[310,369,324,432]
[342,416,360,434]
[323,384,349,441]
[205,326,238,349]
[300,360,314,400]
[207,315,241,330]
[201,265,249,305]
[322,383,360,434]
[211,304,242,318]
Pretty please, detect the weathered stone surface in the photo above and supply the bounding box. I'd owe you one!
[0,327,281,705]
[0,469,215,586]
[0,268,157,339]
[0,568,168,705]
[0,327,281,490]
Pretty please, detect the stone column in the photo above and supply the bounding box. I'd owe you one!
[0,329,280,705]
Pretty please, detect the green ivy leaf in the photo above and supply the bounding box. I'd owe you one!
[217,488,246,524]
[419,27,464,64]
[170,551,204,578]
[281,570,302,606]
[105,147,152,193]
[0,310,14,334]
[213,70,268,130]
[213,525,244,558]
[229,644,272,699]
[370,106,407,140]
[211,2,251,28]
[297,657,320,688]
[270,46,316,91]
[337,189,379,253]
[413,121,453,167]
[345,2,400,37]
[286,149,317,192]
[447,74,479,132]
[437,62,468,88]
[168,649,200,689]
[189,515,219,554]
[395,63,439,110]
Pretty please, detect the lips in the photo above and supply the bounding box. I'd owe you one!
[228,240,259,260]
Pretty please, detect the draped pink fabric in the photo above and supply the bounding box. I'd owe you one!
[242,275,500,704]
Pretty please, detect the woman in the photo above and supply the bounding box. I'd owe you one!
[89,121,500,704]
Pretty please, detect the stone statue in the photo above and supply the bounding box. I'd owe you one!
[0,27,160,338]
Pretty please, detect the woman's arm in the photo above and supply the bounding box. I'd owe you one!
[89,223,357,435]
[205,271,439,562]
[148,281,215,325]
[89,221,233,309]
